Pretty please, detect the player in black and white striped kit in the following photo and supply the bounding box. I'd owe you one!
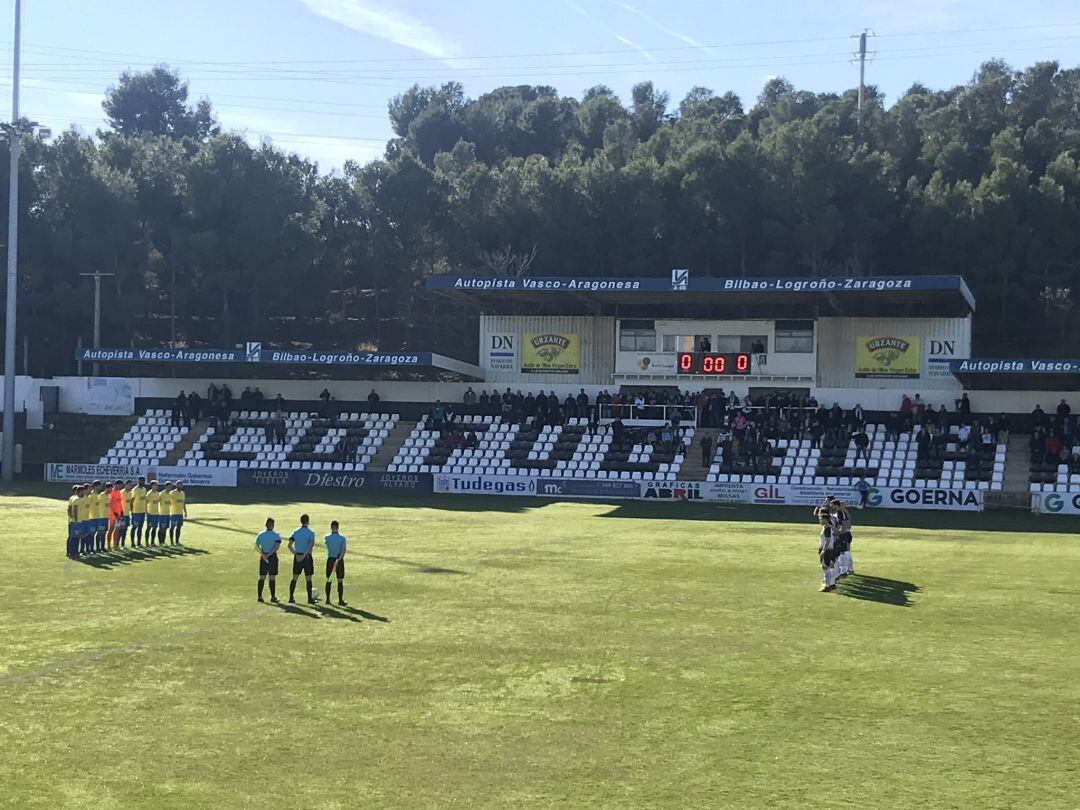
[817,510,837,592]
[831,499,854,578]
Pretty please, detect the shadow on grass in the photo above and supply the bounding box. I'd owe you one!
[356,553,467,575]
[836,574,919,607]
[71,545,209,570]
[273,602,389,623]
[184,518,253,535]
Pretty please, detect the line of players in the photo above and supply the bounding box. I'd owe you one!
[816,496,854,592]
[254,515,349,607]
[65,477,188,558]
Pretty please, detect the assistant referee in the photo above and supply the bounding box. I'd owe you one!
[255,518,282,603]
[287,514,317,604]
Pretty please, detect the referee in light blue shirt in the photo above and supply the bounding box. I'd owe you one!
[324,521,348,606]
[288,514,318,604]
[255,518,282,603]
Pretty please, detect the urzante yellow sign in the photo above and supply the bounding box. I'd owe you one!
[522,333,580,374]
[855,336,921,379]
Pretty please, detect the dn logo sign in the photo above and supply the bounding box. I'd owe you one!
[929,339,956,357]
[487,332,517,372]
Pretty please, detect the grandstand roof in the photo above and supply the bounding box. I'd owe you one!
[426,273,976,318]
[949,359,1080,391]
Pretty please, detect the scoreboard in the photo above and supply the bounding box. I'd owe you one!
[676,352,752,375]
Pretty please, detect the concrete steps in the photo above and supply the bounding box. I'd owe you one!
[676,427,720,480]
[1002,435,1032,495]
[161,420,210,465]
[364,422,416,472]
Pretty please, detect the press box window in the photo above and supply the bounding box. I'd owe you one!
[620,321,656,352]
[774,320,814,353]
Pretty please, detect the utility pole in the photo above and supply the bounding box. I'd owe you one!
[856,28,873,130]
[80,271,115,376]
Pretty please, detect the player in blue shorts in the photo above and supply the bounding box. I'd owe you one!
[130,476,147,546]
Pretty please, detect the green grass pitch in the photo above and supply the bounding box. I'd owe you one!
[2,485,1079,809]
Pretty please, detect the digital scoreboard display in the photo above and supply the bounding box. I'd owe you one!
[676,352,752,375]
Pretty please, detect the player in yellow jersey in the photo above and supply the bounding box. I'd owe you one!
[145,482,162,547]
[118,481,134,549]
[156,482,173,546]
[130,476,148,547]
[77,485,93,556]
[66,485,80,559]
[93,481,109,553]
[168,482,188,545]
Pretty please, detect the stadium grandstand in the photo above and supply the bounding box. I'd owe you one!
[13,271,1077,513]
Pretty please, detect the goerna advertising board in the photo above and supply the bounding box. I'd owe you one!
[1034,491,1080,515]
[867,486,983,511]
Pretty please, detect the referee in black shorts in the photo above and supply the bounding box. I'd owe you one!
[288,514,318,604]
[324,520,348,606]
[255,518,282,603]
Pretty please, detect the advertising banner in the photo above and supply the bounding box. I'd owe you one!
[433,474,537,496]
[427,275,967,294]
[747,483,861,507]
[76,348,429,368]
[1034,492,1080,515]
[866,486,982,511]
[84,377,135,415]
[152,466,237,487]
[639,481,714,501]
[46,463,146,483]
[535,479,640,499]
[236,469,432,493]
[486,333,518,373]
[855,336,921,379]
[949,358,1080,375]
[522,333,580,375]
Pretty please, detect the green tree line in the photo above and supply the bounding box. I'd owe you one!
[2,60,1079,375]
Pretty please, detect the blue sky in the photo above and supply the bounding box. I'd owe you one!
[3,0,1080,172]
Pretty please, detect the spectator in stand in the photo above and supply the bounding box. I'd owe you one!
[1045,431,1062,465]
[956,423,971,449]
[994,414,1010,444]
[700,434,713,467]
[1031,404,1047,430]
[916,426,932,459]
[563,394,576,419]
[188,391,202,424]
[1070,445,1080,474]
[935,403,949,429]
[465,431,479,450]
[957,392,972,420]
[462,387,476,405]
[221,384,233,412]
[1029,427,1046,457]
[611,417,625,447]
[930,424,948,461]
[1057,399,1071,426]
[207,382,219,403]
[913,394,926,424]
[851,403,865,428]
[174,392,187,427]
[980,426,994,448]
[660,424,674,453]
[431,400,447,431]
[852,427,870,462]
[699,336,711,352]
[576,389,589,415]
[478,390,490,412]
[751,338,766,354]
[252,386,264,401]
[367,389,380,405]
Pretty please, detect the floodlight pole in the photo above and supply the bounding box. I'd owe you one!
[1,0,22,483]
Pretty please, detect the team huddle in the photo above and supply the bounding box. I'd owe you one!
[254,515,350,607]
[65,478,187,558]
[815,497,855,592]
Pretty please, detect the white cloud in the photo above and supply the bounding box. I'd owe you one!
[298,0,462,62]
[563,0,590,15]
[611,34,656,63]
[610,1,712,54]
